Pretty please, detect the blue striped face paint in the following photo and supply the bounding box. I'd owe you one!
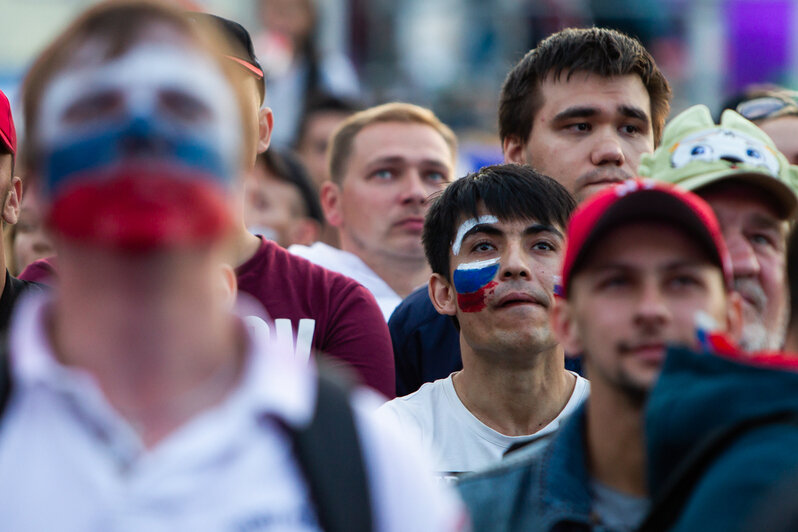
[453,257,500,312]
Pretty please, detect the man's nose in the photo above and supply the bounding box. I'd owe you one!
[590,130,625,167]
[724,231,761,279]
[400,170,429,205]
[634,280,670,326]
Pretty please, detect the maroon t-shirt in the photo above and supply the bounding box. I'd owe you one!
[19,239,396,398]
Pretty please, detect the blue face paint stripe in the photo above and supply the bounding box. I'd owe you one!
[453,258,500,294]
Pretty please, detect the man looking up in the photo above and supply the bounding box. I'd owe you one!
[378,164,588,479]
[392,26,672,395]
[458,179,742,531]
[0,1,464,529]
[290,102,457,320]
[639,105,798,351]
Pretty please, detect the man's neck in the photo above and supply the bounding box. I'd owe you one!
[231,225,263,268]
[585,383,647,496]
[340,240,430,298]
[452,344,575,436]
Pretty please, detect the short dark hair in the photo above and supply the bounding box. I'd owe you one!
[788,225,798,332]
[423,164,576,281]
[295,92,363,149]
[255,149,324,224]
[499,27,671,148]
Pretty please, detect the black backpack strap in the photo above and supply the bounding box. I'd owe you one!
[638,411,798,532]
[286,367,373,532]
[0,334,10,419]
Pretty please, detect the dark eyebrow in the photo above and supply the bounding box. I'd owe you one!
[749,212,785,232]
[618,105,649,123]
[552,106,597,123]
[524,223,563,239]
[462,224,502,242]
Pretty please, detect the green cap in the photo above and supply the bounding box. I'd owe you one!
[638,104,798,218]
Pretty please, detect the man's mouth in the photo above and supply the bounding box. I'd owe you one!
[394,216,425,232]
[494,291,547,309]
[619,342,667,363]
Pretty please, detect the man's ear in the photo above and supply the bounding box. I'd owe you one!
[2,175,22,225]
[502,135,527,165]
[725,290,744,344]
[551,296,583,357]
[290,218,321,247]
[218,263,238,311]
[257,107,274,154]
[429,273,457,317]
[320,181,343,228]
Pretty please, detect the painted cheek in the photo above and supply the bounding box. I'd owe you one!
[453,258,500,313]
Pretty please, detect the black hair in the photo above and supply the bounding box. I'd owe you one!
[255,149,324,224]
[423,164,576,281]
[295,92,364,149]
[499,27,671,148]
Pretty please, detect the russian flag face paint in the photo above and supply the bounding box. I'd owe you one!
[453,257,500,312]
[36,43,242,248]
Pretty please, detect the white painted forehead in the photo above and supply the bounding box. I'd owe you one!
[37,43,241,146]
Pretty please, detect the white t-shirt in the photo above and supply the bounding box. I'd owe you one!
[0,293,466,532]
[289,242,402,321]
[378,371,590,477]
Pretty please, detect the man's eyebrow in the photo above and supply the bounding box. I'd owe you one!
[552,106,597,122]
[524,223,563,239]
[618,105,649,123]
[462,224,502,241]
[749,212,785,232]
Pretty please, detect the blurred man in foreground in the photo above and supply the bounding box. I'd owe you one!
[0,2,464,529]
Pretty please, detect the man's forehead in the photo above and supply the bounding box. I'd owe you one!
[351,122,453,165]
[537,72,651,116]
[699,181,787,224]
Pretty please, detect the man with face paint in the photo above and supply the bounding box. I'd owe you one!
[0,2,466,530]
[458,179,742,532]
[639,105,798,352]
[391,27,672,396]
[378,165,588,478]
[18,11,397,399]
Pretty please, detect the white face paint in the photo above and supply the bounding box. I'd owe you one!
[451,215,499,256]
[37,44,241,173]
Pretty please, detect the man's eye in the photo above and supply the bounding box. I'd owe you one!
[620,124,641,135]
[749,232,777,249]
[372,169,394,180]
[668,275,700,289]
[567,123,591,132]
[532,241,556,251]
[426,171,448,183]
[63,91,122,123]
[598,276,629,289]
[160,90,210,122]
[472,241,495,252]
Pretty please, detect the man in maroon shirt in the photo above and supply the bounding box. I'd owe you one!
[20,13,395,398]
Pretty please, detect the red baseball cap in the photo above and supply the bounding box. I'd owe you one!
[561,179,733,297]
[0,89,16,155]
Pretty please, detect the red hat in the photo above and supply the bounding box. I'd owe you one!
[561,179,733,297]
[0,89,16,155]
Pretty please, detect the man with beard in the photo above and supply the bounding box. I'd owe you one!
[378,165,588,479]
[639,105,798,351]
[458,179,742,531]
[391,26,672,395]
[290,102,457,321]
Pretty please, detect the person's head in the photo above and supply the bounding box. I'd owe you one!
[21,0,249,255]
[499,27,671,202]
[0,89,21,243]
[259,0,316,50]
[424,164,576,359]
[640,104,798,351]
[10,184,54,275]
[553,179,741,403]
[190,12,272,168]
[294,93,362,188]
[787,225,798,350]
[244,148,322,247]
[323,102,457,264]
[736,89,798,165]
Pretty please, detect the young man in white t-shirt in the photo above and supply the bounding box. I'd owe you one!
[378,164,589,478]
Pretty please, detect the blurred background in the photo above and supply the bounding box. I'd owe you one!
[0,0,796,170]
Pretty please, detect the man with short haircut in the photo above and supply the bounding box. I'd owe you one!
[19,12,396,398]
[458,179,742,531]
[735,88,798,165]
[244,148,323,247]
[639,105,798,351]
[378,165,588,478]
[0,2,464,529]
[392,26,672,396]
[290,102,457,320]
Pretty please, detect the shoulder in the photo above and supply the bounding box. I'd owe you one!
[377,379,447,426]
[388,285,439,334]
[349,388,469,532]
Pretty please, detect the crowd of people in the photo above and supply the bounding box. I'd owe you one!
[2,1,798,531]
